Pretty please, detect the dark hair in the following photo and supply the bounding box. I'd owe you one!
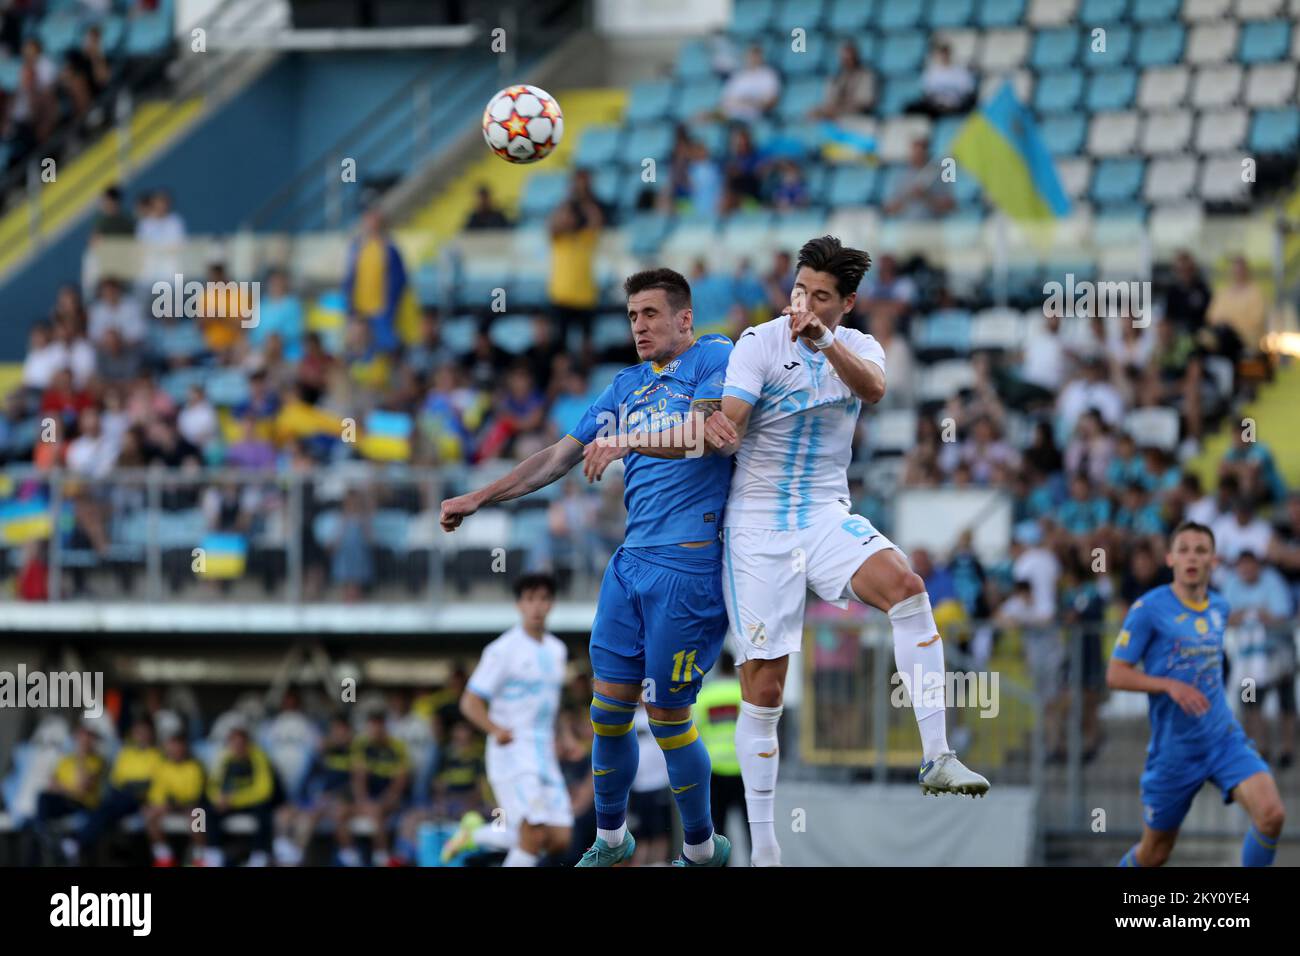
[513,572,557,600]
[796,235,871,297]
[624,268,692,314]
[1169,521,1215,550]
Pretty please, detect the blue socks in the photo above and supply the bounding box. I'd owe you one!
[1242,826,1277,867]
[590,693,639,833]
[1118,844,1141,867]
[650,714,714,846]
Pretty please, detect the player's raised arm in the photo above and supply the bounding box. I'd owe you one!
[439,436,584,532]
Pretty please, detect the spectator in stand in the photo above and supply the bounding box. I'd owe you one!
[1024,420,1064,478]
[16,540,49,601]
[143,731,207,867]
[88,276,145,346]
[809,40,876,118]
[902,415,943,487]
[4,37,58,163]
[685,139,724,217]
[342,207,407,353]
[721,125,763,212]
[761,249,795,313]
[249,268,304,360]
[430,720,488,822]
[1219,426,1288,508]
[65,405,119,479]
[53,316,96,388]
[1117,541,1172,609]
[40,368,94,425]
[883,137,955,219]
[177,383,219,451]
[50,282,88,332]
[1206,255,1269,364]
[296,333,336,404]
[1268,492,1300,604]
[1057,553,1107,762]
[142,418,201,469]
[1213,497,1274,565]
[547,172,603,344]
[341,709,410,867]
[275,713,354,867]
[1164,249,1212,337]
[1057,357,1125,436]
[940,414,1019,486]
[405,307,451,378]
[329,488,374,602]
[856,253,916,329]
[225,414,277,470]
[867,312,913,411]
[198,262,249,357]
[205,724,278,867]
[768,159,809,210]
[464,183,512,230]
[718,43,780,122]
[24,723,106,865]
[61,24,111,126]
[91,185,135,240]
[907,42,976,117]
[477,364,548,461]
[69,719,161,864]
[547,365,591,441]
[1063,409,1115,488]
[21,321,65,393]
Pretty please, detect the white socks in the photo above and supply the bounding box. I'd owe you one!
[736,700,783,867]
[683,836,715,863]
[504,847,539,867]
[888,592,951,762]
[598,823,627,848]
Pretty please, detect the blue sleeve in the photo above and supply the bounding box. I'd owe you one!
[693,339,733,404]
[567,382,619,445]
[1112,598,1155,665]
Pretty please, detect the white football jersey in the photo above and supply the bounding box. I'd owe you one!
[466,625,567,778]
[722,316,885,531]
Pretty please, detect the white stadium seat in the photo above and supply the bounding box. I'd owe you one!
[1235,0,1284,18]
[868,408,918,455]
[1087,111,1140,156]
[1027,0,1078,26]
[979,68,1033,104]
[1150,201,1205,247]
[1186,23,1239,66]
[1140,111,1193,154]
[970,308,1026,351]
[1244,63,1297,107]
[1125,407,1180,452]
[1195,109,1249,152]
[1143,156,1198,203]
[978,29,1030,73]
[1191,64,1243,109]
[879,115,933,163]
[935,29,980,66]
[1198,153,1251,203]
[1184,0,1232,18]
[917,361,978,403]
[1138,66,1190,111]
[1057,157,1093,200]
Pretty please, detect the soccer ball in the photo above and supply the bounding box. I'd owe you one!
[482,85,564,164]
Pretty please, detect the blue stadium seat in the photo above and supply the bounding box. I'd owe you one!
[574,125,622,167]
[1078,0,1127,20]
[157,509,206,550]
[674,77,723,120]
[0,56,19,93]
[827,0,875,31]
[1090,157,1145,204]
[1239,20,1291,65]
[1086,69,1138,111]
[1129,0,1179,24]
[878,2,923,30]
[877,31,928,77]
[827,166,879,206]
[590,165,622,206]
[620,122,675,166]
[675,39,714,80]
[1085,24,1132,69]
[977,0,1026,29]
[99,15,127,53]
[125,9,172,56]
[854,35,877,66]
[1031,28,1082,70]
[1039,113,1088,155]
[488,315,537,355]
[627,212,672,255]
[916,310,974,353]
[624,80,675,124]
[776,32,831,76]
[1034,70,1085,113]
[205,368,250,407]
[730,0,776,36]
[518,172,569,220]
[930,115,965,157]
[1249,107,1300,153]
[928,0,975,28]
[38,15,82,57]
[592,313,631,353]
[777,76,826,121]
[160,367,208,403]
[511,275,548,310]
[880,76,923,116]
[413,264,440,306]
[775,0,827,31]
[1135,24,1185,68]
[441,316,478,355]
[692,122,729,157]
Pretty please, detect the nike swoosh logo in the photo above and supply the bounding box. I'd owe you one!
[757,749,778,758]
[592,768,614,776]
[670,783,697,794]
[916,635,940,648]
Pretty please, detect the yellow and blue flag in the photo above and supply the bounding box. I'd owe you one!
[198,533,247,579]
[950,81,1070,221]
[359,410,413,462]
[0,498,53,545]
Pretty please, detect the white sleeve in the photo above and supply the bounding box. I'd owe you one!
[467,642,507,700]
[849,330,887,376]
[723,328,768,406]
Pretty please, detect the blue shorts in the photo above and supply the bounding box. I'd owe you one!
[1140,724,1269,832]
[589,543,728,708]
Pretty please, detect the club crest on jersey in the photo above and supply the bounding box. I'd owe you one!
[655,358,681,375]
[1195,617,1209,635]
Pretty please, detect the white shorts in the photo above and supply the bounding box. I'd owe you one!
[488,767,574,831]
[721,509,903,664]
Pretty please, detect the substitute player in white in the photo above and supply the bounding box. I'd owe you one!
[458,573,572,866]
[704,236,989,867]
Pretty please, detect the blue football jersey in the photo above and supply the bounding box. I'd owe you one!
[568,335,733,549]
[1112,585,1234,757]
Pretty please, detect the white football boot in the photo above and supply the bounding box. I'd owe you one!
[918,752,990,797]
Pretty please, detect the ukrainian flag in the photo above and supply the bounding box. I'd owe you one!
[950,81,1070,222]
[359,410,413,462]
[0,498,53,545]
[199,532,247,579]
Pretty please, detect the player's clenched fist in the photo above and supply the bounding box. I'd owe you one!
[704,410,738,451]
[440,493,480,532]
[583,436,628,483]
[1164,679,1210,717]
[784,304,829,345]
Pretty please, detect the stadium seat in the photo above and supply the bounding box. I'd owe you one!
[916,309,974,354]
[1137,66,1189,110]
[1238,19,1291,63]
[1183,0,1231,20]
[675,39,714,80]
[1124,407,1180,451]
[917,361,978,403]
[1195,108,1249,152]
[777,76,826,121]
[929,0,976,28]
[1143,156,1198,202]
[877,31,929,76]
[929,114,965,156]
[38,15,82,57]
[1056,157,1093,199]
[1134,23,1186,67]
[626,212,672,255]
[730,0,776,36]
[1034,70,1084,113]
[619,122,675,166]
[978,0,1028,28]
[939,28,981,65]
[441,315,479,355]
[1078,0,1128,19]
[879,115,932,163]
[99,15,127,54]
[1249,107,1300,153]
[624,80,674,125]
[1186,22,1239,65]
[775,0,827,30]
[1031,27,1081,70]
[1086,69,1138,111]
[828,0,876,31]
[1149,200,1204,244]
[1190,64,1244,109]
[1140,110,1193,153]
[160,367,209,404]
[868,408,918,454]
[1027,0,1078,25]
[488,315,536,355]
[776,33,831,77]
[1237,0,1286,17]
[879,1,924,30]
[156,321,207,361]
[880,76,924,116]
[978,28,1030,72]
[826,166,880,206]
[517,172,569,220]
[1040,113,1088,155]
[125,8,173,56]
[674,77,723,120]
[1243,63,1298,106]
[1129,0,1179,23]
[1090,157,1145,204]
[205,368,251,407]
[574,124,622,167]
[1085,25,1132,70]
[1086,111,1140,155]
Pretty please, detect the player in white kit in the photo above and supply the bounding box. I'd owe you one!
[457,573,573,866]
[703,236,989,867]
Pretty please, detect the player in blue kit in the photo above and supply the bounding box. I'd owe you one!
[1108,521,1286,867]
[440,268,733,867]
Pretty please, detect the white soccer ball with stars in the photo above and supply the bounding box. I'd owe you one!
[482,85,564,164]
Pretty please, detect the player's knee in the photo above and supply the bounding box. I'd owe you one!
[646,704,690,723]
[1142,837,1174,867]
[1257,801,1285,837]
[891,571,927,606]
[745,676,783,709]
